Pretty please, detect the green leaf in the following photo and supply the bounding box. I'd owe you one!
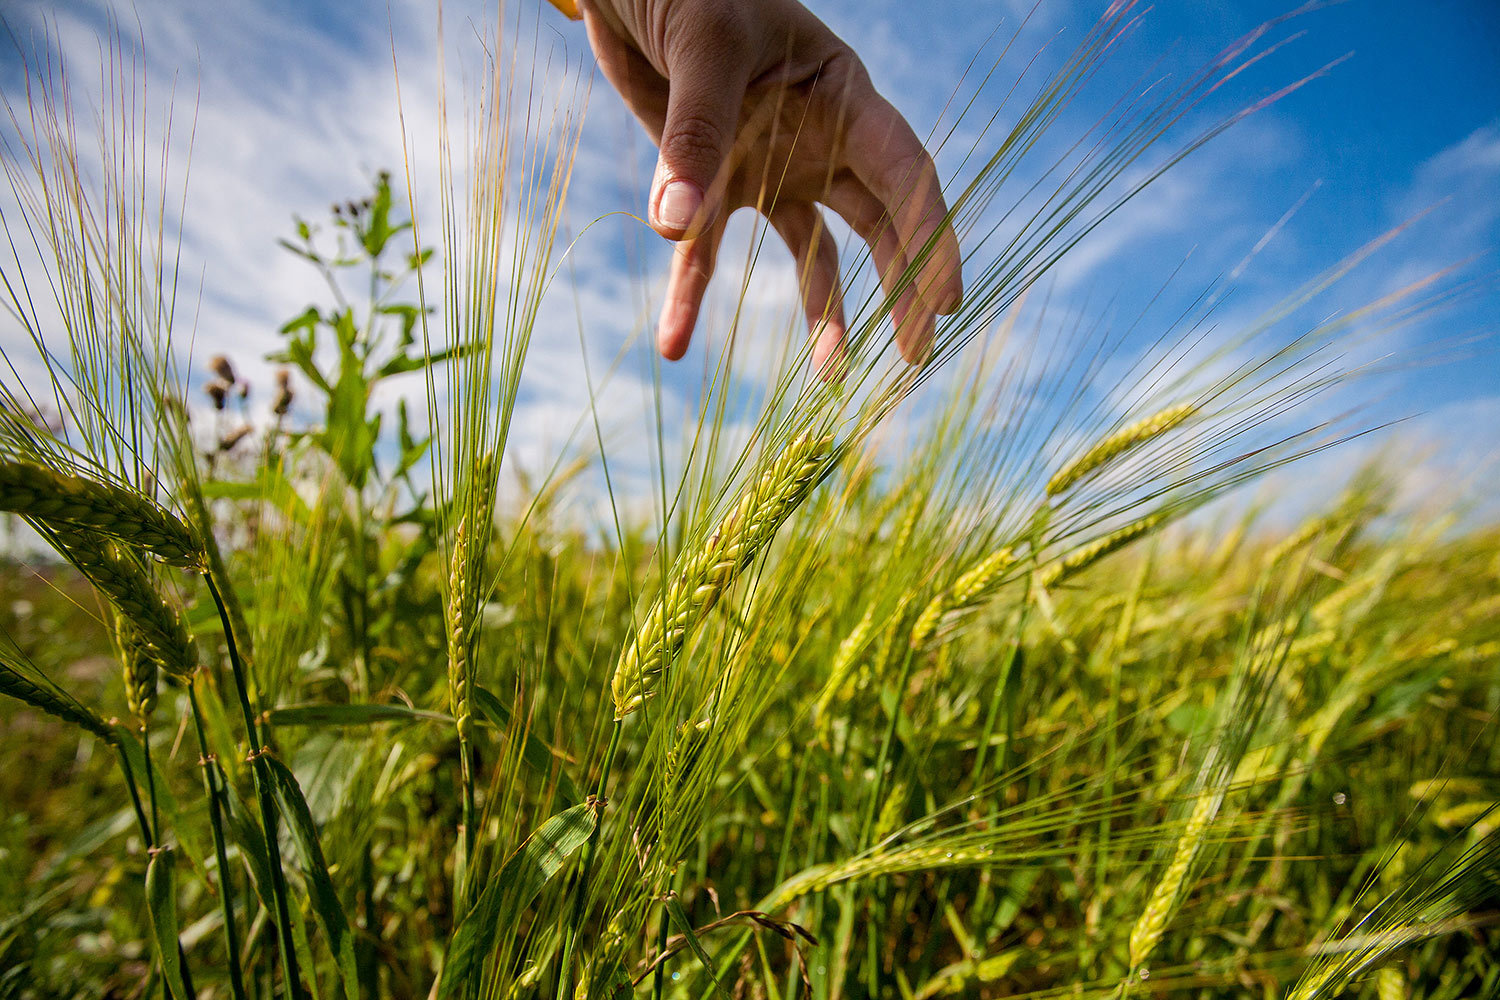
[268,703,453,728]
[277,238,323,265]
[376,303,425,349]
[116,728,208,872]
[375,340,476,379]
[438,803,597,998]
[395,400,431,478]
[472,686,583,804]
[145,847,192,1000]
[222,783,275,909]
[320,313,375,488]
[265,755,359,1000]
[664,893,733,1000]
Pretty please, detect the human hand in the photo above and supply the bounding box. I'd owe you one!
[577,0,963,372]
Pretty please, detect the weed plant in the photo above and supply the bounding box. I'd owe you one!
[0,5,1496,1000]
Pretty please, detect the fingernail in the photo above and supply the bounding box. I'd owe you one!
[654,179,702,235]
[936,287,962,316]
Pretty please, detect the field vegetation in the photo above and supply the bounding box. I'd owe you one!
[0,4,1496,999]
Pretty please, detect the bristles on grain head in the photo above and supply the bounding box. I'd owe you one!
[612,433,834,719]
[53,527,198,678]
[1046,403,1196,497]
[1039,512,1167,588]
[0,461,204,569]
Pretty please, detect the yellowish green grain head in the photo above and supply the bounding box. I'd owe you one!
[1047,403,1196,498]
[612,433,833,719]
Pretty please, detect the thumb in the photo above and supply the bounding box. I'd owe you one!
[650,11,751,239]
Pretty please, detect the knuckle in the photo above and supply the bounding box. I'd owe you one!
[663,111,731,170]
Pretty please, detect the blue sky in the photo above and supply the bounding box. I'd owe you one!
[2,0,1497,515]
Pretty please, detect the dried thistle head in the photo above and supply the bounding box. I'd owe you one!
[273,368,294,416]
[207,354,237,384]
[205,380,230,411]
[218,426,253,452]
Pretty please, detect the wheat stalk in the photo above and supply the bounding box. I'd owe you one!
[612,433,833,719]
[0,461,203,568]
[1046,403,1196,497]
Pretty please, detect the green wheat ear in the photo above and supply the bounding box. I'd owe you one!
[1038,511,1168,588]
[52,527,198,679]
[910,547,1015,650]
[446,516,474,741]
[612,432,835,720]
[118,618,159,726]
[1046,403,1196,497]
[0,461,204,569]
[0,658,118,745]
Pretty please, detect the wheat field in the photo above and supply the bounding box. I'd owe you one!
[0,4,1496,1000]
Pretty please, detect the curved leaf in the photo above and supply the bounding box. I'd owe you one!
[439,802,596,998]
[145,847,192,1000]
[265,755,359,999]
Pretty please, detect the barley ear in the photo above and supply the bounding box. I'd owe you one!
[118,618,159,726]
[0,461,204,569]
[612,433,833,719]
[446,517,473,741]
[1046,403,1196,497]
[0,656,117,745]
[1127,791,1219,971]
[910,547,1015,650]
[813,600,879,744]
[53,527,198,678]
[1038,512,1167,589]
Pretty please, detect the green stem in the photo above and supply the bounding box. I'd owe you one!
[189,680,250,1000]
[205,569,306,1000]
[651,882,672,1000]
[115,739,197,1000]
[456,737,477,915]
[142,722,161,845]
[556,720,622,1000]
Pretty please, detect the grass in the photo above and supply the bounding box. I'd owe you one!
[1,5,1497,1000]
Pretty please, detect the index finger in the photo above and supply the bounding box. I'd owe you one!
[841,77,963,319]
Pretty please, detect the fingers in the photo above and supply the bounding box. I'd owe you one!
[657,215,727,361]
[841,73,964,321]
[769,202,847,378]
[826,182,933,364]
[651,5,755,240]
